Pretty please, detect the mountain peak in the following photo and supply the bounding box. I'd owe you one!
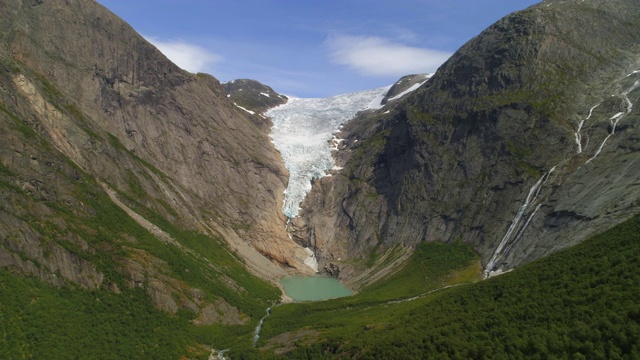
[223,78,288,115]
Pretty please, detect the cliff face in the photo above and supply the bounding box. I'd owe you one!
[0,0,314,322]
[291,0,640,283]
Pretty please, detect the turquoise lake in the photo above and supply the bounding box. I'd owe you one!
[280,276,353,302]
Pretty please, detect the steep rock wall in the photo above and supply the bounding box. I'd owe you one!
[291,0,640,282]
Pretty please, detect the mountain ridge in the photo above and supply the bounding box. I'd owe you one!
[288,0,640,283]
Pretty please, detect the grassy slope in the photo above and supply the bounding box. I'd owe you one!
[0,272,189,359]
[250,214,640,359]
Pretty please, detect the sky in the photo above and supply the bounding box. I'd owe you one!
[96,0,540,98]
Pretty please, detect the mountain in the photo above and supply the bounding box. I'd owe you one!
[289,0,640,284]
[0,0,320,333]
[2,0,640,357]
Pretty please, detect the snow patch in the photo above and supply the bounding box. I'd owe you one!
[234,103,255,115]
[627,70,640,77]
[330,137,345,151]
[386,78,429,102]
[367,85,392,109]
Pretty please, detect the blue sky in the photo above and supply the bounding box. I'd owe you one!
[96,1,540,97]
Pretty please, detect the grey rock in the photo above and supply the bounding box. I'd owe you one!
[293,0,640,280]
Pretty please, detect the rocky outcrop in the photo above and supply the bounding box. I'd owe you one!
[292,0,640,282]
[223,78,288,115]
[0,221,104,289]
[194,299,247,326]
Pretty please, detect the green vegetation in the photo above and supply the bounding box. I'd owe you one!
[60,169,279,318]
[249,214,640,359]
[362,242,478,300]
[0,103,38,138]
[0,270,197,359]
[0,170,280,357]
[507,140,532,159]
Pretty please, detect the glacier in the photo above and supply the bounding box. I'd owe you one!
[267,86,390,218]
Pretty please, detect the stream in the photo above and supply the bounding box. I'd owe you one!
[253,304,275,347]
[252,276,354,346]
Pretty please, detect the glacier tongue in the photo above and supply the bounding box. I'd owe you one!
[267,87,389,218]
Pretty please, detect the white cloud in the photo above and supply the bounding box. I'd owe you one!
[144,36,222,74]
[326,35,452,77]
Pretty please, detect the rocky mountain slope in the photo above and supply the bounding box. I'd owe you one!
[2,0,640,357]
[290,0,640,283]
[223,78,288,115]
[0,0,317,325]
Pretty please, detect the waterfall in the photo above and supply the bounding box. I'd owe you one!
[484,69,639,279]
[484,168,554,277]
[575,103,600,154]
[586,79,639,164]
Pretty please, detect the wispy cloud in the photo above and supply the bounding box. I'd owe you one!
[326,35,452,77]
[144,36,222,74]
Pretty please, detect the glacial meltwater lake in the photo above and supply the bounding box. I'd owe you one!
[280,276,353,302]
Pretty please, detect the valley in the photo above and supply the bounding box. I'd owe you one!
[0,0,639,358]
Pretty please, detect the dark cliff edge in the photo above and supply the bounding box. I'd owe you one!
[291,0,640,284]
